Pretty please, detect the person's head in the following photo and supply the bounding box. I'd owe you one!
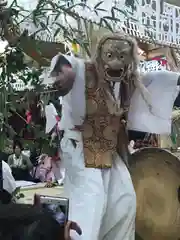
[13,141,23,157]
[49,54,75,96]
[94,32,139,84]
[0,203,82,240]
[0,203,53,240]
[4,143,13,155]
[93,31,152,112]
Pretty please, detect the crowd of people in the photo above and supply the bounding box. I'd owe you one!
[8,141,33,181]
[0,139,65,185]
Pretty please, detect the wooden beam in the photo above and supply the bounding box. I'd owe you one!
[1,8,67,66]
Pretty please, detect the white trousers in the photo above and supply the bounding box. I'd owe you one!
[61,133,136,240]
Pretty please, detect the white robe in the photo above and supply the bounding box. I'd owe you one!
[2,161,16,194]
[51,54,179,240]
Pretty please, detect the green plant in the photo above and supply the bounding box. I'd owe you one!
[0,0,137,60]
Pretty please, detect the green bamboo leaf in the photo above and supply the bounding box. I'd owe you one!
[94,1,104,9]
[54,28,62,38]
[16,6,30,13]
[54,12,62,22]
[66,3,91,11]
[55,22,68,33]
[99,17,103,28]
[70,28,83,34]
[102,18,113,32]
[45,0,57,9]
[96,8,107,12]
[32,11,39,27]
[9,0,17,8]
[112,7,128,17]
[103,16,121,22]
[111,7,115,19]
[94,9,98,16]
[46,15,50,26]
[40,21,47,29]
[57,7,78,20]
[31,29,44,37]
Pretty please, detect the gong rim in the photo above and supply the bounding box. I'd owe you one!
[130,147,180,240]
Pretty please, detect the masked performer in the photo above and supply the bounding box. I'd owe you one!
[48,32,180,240]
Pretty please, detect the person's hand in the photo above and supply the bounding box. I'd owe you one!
[12,164,22,169]
[45,181,56,188]
[33,195,82,239]
[11,164,17,168]
[52,66,75,96]
[20,164,27,170]
[64,221,82,240]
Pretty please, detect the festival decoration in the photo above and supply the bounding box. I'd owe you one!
[140,56,168,72]
[71,40,79,54]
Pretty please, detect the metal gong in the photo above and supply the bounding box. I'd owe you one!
[130,147,180,240]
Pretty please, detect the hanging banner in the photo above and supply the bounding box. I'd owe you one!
[140,56,168,72]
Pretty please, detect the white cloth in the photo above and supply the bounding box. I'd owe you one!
[58,160,65,185]
[59,97,62,105]
[2,161,16,194]
[61,135,136,240]
[15,181,36,188]
[128,71,179,134]
[12,154,23,167]
[49,54,86,131]
[45,103,58,133]
[56,55,135,240]
[51,159,65,184]
[50,55,180,135]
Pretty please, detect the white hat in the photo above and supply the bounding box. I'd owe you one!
[49,53,61,77]
[2,160,16,194]
[39,54,60,86]
[49,53,76,77]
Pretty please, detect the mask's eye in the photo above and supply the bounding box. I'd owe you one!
[107,52,112,58]
[120,55,124,59]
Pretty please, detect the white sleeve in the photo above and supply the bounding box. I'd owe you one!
[127,71,179,134]
[60,56,86,130]
[45,104,58,133]
[2,161,16,194]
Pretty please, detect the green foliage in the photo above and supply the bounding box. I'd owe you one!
[0,43,59,154]
[0,45,44,150]
[0,46,43,85]
[4,0,138,58]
